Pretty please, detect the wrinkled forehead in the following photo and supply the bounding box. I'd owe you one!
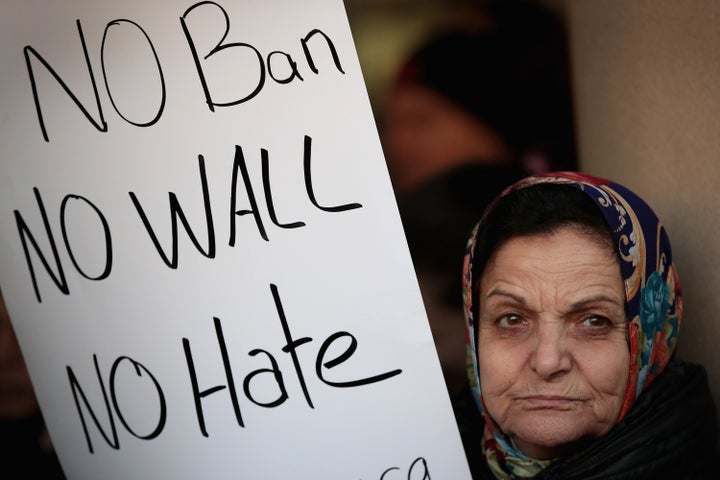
[494,174,674,317]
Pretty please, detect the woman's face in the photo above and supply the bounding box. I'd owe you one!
[477,227,629,459]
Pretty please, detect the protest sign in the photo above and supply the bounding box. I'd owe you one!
[0,1,472,478]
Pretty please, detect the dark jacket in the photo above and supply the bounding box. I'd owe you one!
[453,361,718,479]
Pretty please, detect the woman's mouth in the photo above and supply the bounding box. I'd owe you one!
[518,395,585,410]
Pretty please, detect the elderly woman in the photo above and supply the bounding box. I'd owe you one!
[455,172,717,479]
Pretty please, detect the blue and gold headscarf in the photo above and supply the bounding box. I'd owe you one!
[462,172,681,479]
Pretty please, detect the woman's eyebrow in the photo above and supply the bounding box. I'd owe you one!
[568,294,624,310]
[485,288,527,306]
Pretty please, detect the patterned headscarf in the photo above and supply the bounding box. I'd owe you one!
[462,172,682,478]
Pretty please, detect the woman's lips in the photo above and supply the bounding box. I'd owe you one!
[518,395,585,409]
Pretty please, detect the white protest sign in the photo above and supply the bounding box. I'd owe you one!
[0,0,473,479]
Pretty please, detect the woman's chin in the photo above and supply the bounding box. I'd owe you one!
[505,412,601,459]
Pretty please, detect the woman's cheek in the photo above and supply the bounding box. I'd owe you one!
[478,336,524,394]
[577,338,630,394]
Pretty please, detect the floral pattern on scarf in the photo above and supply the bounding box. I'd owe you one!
[462,172,682,478]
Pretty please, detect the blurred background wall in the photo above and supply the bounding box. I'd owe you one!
[346,0,720,435]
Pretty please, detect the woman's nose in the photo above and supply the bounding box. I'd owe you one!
[530,321,571,379]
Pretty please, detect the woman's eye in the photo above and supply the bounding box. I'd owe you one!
[497,314,525,328]
[580,316,612,329]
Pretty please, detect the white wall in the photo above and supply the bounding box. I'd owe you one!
[568,0,720,432]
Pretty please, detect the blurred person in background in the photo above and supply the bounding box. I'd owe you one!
[1,291,65,478]
[382,0,578,396]
[383,0,577,194]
